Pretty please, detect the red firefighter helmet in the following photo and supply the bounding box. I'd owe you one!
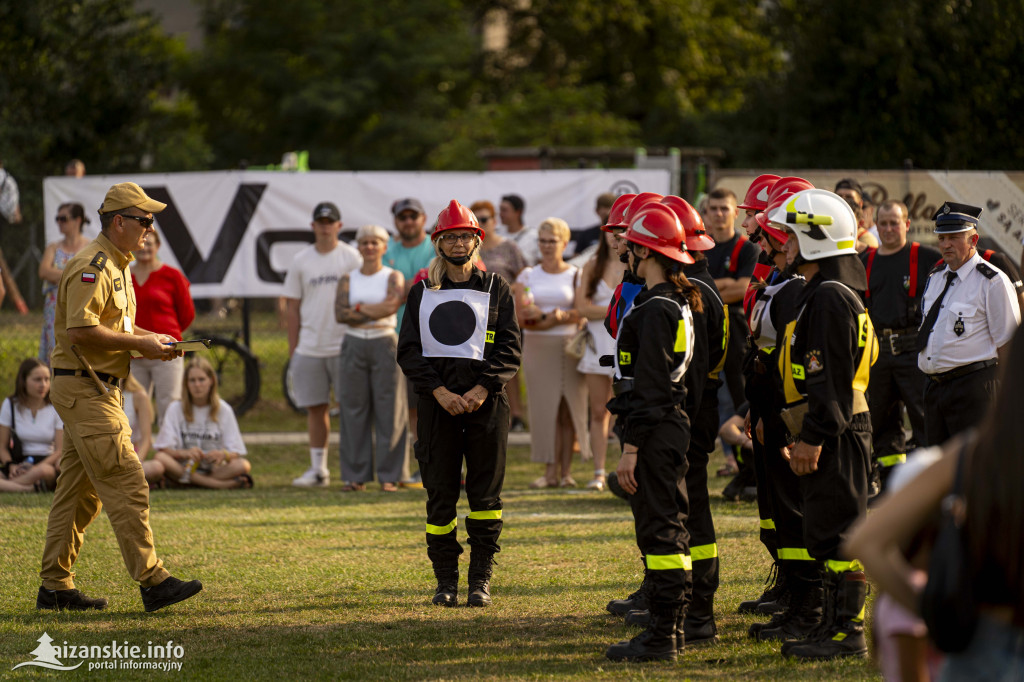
[624,204,694,264]
[660,195,715,251]
[601,193,637,233]
[621,192,666,227]
[738,174,782,212]
[756,177,815,244]
[432,199,483,240]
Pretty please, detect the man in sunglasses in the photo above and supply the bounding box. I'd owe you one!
[39,182,202,613]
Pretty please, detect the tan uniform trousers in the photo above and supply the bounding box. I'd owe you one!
[40,375,169,589]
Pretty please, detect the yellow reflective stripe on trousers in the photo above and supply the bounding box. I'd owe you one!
[826,558,864,573]
[690,544,718,562]
[425,518,457,535]
[467,509,503,521]
[877,453,906,467]
[778,547,815,561]
[759,518,776,530]
[646,554,693,571]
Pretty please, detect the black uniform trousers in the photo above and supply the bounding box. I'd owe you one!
[629,411,692,609]
[417,391,509,565]
[800,414,872,561]
[686,389,720,604]
[748,403,777,558]
[868,347,927,477]
[922,364,1000,447]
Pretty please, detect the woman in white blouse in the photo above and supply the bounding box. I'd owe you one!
[514,218,590,488]
[0,358,63,492]
[334,224,408,492]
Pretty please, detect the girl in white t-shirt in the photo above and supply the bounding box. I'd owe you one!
[154,357,252,489]
[0,358,63,492]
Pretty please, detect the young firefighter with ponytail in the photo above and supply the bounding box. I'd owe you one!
[770,188,879,660]
[397,200,521,609]
[604,203,702,662]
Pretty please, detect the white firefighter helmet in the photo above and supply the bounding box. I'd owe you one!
[768,188,857,261]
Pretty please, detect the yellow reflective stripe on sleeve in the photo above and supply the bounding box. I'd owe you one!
[759,518,776,530]
[467,509,503,520]
[779,319,804,404]
[674,319,689,353]
[425,518,457,535]
[778,547,815,561]
[485,330,495,343]
[852,312,877,393]
[645,554,693,571]
[708,313,729,379]
[690,543,718,562]
[826,558,864,574]
[877,454,907,467]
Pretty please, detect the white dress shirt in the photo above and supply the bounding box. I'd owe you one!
[917,251,1020,374]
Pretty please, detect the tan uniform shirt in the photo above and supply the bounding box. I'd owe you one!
[51,232,137,377]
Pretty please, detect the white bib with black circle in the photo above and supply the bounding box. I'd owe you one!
[419,286,491,360]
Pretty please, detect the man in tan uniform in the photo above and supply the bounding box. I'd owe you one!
[37,182,203,612]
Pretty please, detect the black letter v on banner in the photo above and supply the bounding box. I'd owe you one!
[143,184,267,284]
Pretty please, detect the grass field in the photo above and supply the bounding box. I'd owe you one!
[0,442,880,680]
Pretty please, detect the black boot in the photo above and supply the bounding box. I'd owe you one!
[624,608,649,626]
[749,567,822,642]
[784,570,868,660]
[607,559,650,616]
[684,592,719,646]
[467,551,495,607]
[738,561,788,615]
[432,564,458,607]
[606,604,679,662]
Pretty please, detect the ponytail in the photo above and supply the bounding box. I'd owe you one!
[653,252,703,313]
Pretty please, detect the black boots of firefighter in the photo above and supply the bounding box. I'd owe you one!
[432,564,458,607]
[607,561,649,616]
[467,551,495,607]
[606,604,680,662]
[749,565,822,642]
[738,561,789,615]
[783,568,868,660]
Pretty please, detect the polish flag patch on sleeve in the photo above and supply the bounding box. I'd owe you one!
[81,272,97,283]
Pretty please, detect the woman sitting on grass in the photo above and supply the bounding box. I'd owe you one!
[122,374,166,487]
[0,358,63,492]
[153,357,252,489]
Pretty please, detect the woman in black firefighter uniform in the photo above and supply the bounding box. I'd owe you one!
[604,203,702,662]
[768,188,878,660]
[397,199,521,608]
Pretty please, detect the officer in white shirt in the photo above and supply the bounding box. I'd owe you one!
[916,202,1020,445]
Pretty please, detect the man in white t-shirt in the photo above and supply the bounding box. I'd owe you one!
[284,202,361,487]
[497,194,540,266]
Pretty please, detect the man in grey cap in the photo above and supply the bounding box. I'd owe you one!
[916,201,1020,446]
[384,198,436,476]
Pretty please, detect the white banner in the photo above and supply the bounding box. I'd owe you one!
[716,170,1024,257]
[43,169,669,298]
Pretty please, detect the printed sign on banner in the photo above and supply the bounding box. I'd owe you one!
[717,170,1024,258]
[43,170,670,299]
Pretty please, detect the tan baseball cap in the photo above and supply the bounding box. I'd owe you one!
[98,182,167,214]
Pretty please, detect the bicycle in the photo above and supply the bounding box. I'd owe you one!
[188,330,261,417]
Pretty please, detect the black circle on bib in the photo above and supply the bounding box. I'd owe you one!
[430,301,477,346]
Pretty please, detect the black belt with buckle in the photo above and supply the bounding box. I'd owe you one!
[52,368,122,385]
[879,327,918,355]
[927,359,997,384]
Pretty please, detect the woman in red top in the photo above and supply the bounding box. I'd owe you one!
[131,229,195,424]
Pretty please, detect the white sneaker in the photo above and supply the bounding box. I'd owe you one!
[292,468,330,488]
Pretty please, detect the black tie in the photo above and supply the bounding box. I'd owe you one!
[916,271,957,352]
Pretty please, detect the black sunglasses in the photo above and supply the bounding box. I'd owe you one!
[118,214,155,228]
[55,215,69,223]
[477,216,492,224]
